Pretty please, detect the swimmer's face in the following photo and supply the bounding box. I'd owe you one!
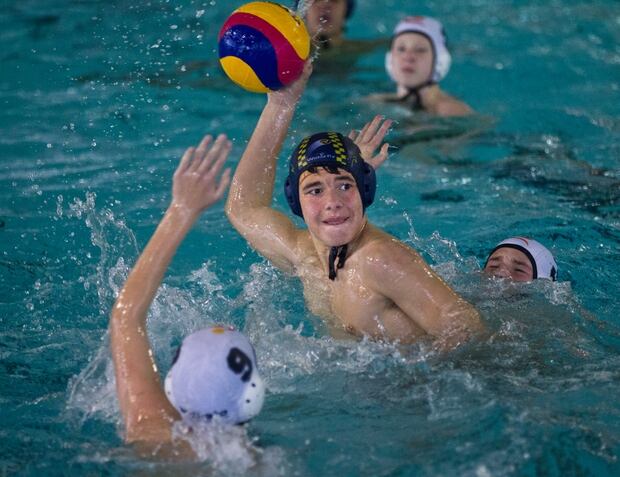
[484,248,535,282]
[299,167,364,246]
[390,32,434,88]
[304,0,348,39]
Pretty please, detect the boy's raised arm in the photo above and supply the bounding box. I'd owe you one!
[226,63,312,272]
[110,135,231,442]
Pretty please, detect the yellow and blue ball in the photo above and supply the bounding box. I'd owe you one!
[218,2,310,93]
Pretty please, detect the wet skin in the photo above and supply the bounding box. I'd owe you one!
[299,168,364,247]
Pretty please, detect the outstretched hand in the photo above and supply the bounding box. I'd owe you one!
[348,115,393,170]
[171,134,232,214]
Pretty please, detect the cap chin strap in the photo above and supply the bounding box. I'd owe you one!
[400,80,435,109]
[316,33,332,50]
[326,220,368,281]
[328,244,348,280]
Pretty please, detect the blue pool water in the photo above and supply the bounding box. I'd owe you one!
[2,0,620,475]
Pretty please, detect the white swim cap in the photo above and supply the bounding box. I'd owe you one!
[164,326,265,425]
[385,16,452,84]
[488,237,558,281]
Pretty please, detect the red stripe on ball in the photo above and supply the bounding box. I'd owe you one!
[219,12,305,86]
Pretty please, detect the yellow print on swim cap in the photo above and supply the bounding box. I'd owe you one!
[326,133,347,166]
[296,137,309,168]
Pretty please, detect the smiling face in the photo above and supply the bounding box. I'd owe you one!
[390,32,434,89]
[304,0,348,39]
[484,247,535,282]
[298,167,364,247]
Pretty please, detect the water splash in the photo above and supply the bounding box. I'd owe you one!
[61,192,138,315]
[172,420,289,476]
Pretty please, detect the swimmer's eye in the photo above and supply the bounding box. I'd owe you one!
[338,182,354,191]
[415,47,430,55]
[304,187,323,196]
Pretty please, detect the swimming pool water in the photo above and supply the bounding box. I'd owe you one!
[2,0,620,475]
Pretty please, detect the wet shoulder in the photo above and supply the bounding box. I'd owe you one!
[434,92,473,117]
[356,227,424,275]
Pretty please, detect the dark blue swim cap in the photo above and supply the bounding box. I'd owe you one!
[293,0,356,19]
[284,132,376,217]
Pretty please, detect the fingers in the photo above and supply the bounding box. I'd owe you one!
[353,115,393,149]
[372,143,390,169]
[376,118,393,141]
[176,147,196,175]
[357,117,375,142]
[214,168,232,199]
[180,133,230,177]
[174,133,232,186]
[360,115,392,144]
[187,134,213,173]
[196,134,231,176]
[194,134,214,161]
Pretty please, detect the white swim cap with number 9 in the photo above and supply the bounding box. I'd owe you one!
[164,326,265,425]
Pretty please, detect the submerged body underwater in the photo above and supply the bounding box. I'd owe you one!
[2,0,620,475]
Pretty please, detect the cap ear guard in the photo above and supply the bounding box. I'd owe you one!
[284,174,302,217]
[388,16,452,84]
[385,51,394,82]
[433,27,452,82]
[345,0,355,18]
[360,160,376,208]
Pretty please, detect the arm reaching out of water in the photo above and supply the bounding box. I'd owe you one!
[225,62,313,273]
[110,135,231,444]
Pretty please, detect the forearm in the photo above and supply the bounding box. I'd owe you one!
[226,96,299,217]
[110,134,231,439]
[110,205,197,428]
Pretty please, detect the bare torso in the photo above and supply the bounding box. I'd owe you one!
[294,226,428,343]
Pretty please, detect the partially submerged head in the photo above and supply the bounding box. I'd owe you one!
[164,326,265,425]
[484,237,558,282]
[386,16,451,90]
[295,0,355,42]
